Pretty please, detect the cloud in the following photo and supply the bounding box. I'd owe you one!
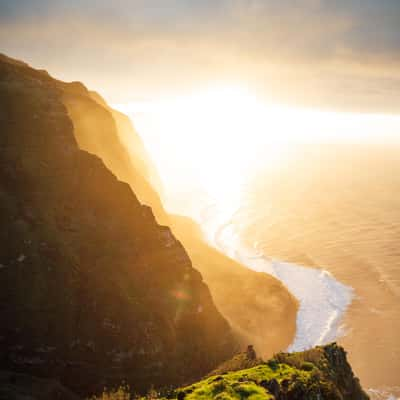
[0,0,399,112]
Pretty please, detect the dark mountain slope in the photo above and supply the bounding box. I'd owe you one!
[63,89,298,357]
[0,53,236,395]
[53,64,298,358]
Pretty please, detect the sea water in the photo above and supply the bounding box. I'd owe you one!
[200,202,354,352]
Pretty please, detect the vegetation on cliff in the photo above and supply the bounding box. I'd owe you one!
[172,343,368,400]
[93,344,369,400]
[169,343,368,400]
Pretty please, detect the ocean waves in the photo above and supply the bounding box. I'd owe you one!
[200,202,354,352]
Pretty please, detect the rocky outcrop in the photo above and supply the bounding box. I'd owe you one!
[172,343,369,400]
[206,345,264,377]
[271,343,369,400]
[0,53,236,395]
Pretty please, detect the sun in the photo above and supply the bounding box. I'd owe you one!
[115,85,293,212]
[114,85,400,217]
[151,86,273,198]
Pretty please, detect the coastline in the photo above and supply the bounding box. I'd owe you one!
[200,202,354,352]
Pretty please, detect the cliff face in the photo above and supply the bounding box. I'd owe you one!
[0,54,236,395]
[56,70,298,357]
[62,89,298,357]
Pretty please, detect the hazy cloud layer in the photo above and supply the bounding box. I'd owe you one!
[1,0,399,112]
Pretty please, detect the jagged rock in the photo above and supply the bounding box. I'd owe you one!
[246,344,257,360]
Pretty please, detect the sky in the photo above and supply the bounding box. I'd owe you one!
[1,0,400,113]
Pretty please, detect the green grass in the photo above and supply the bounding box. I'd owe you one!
[175,362,312,400]
[88,363,309,400]
[90,344,367,400]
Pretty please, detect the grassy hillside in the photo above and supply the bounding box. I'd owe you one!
[174,343,368,400]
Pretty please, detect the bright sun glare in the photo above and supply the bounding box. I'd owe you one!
[115,85,400,216]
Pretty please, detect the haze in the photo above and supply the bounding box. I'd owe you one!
[1,0,400,113]
[115,87,400,217]
[2,1,400,397]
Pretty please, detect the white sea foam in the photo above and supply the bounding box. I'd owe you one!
[367,387,400,400]
[200,202,354,352]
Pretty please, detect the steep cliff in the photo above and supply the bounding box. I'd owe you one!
[52,63,298,357]
[63,90,298,356]
[0,53,236,395]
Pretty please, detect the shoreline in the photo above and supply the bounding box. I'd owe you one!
[200,202,354,352]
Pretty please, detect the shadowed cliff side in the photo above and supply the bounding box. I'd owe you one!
[0,53,236,395]
[54,63,298,358]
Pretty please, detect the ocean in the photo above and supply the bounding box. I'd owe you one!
[201,142,400,399]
